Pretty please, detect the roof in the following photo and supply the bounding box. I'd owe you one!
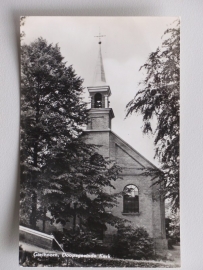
[92,41,107,87]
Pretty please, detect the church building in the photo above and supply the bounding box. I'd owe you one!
[84,38,167,252]
[20,37,167,255]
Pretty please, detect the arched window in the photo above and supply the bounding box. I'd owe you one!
[94,93,102,108]
[123,185,139,213]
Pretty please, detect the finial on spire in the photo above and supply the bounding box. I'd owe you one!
[94,32,106,44]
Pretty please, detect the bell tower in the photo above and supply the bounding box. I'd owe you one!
[87,33,114,131]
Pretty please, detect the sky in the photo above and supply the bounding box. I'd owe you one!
[21,16,177,167]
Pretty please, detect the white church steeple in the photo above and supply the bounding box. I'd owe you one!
[87,34,114,131]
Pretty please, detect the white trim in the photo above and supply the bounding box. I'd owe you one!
[85,129,111,132]
[87,85,111,94]
[19,225,54,240]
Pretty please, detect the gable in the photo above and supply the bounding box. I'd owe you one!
[110,131,158,170]
[115,143,144,169]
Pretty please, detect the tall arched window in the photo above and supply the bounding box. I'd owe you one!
[123,184,139,213]
[94,93,102,108]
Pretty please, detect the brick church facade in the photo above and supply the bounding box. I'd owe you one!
[83,40,167,252]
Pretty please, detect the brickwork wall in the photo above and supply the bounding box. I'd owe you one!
[109,132,165,239]
[84,128,167,251]
[87,111,111,130]
[107,175,154,237]
[84,131,110,158]
[84,130,165,239]
[154,238,168,253]
[151,182,166,239]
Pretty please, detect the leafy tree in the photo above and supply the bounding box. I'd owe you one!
[126,21,180,211]
[20,38,124,233]
[166,209,180,242]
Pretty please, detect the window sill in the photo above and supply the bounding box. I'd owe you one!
[122,212,140,216]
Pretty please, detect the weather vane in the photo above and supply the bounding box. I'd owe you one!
[94,32,106,44]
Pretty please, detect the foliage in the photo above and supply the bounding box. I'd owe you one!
[20,38,124,233]
[61,230,99,254]
[168,210,180,241]
[112,225,154,260]
[126,20,180,211]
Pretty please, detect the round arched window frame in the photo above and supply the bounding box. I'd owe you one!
[123,184,139,213]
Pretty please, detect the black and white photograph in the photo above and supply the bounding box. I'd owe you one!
[19,16,180,267]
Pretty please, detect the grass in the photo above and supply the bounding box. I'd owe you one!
[20,251,180,267]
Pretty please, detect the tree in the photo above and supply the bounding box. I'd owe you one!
[168,210,180,241]
[20,38,124,233]
[165,204,180,243]
[126,21,180,211]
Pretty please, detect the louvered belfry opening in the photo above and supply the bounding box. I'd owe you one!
[94,93,103,108]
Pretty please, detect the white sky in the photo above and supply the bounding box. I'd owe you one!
[22,16,178,167]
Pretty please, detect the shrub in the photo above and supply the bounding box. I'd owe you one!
[59,230,98,254]
[112,225,154,260]
[54,229,112,255]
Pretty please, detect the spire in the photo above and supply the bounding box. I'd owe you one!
[93,33,107,86]
[87,32,114,131]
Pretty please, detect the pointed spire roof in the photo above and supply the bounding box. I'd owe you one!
[93,34,107,86]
